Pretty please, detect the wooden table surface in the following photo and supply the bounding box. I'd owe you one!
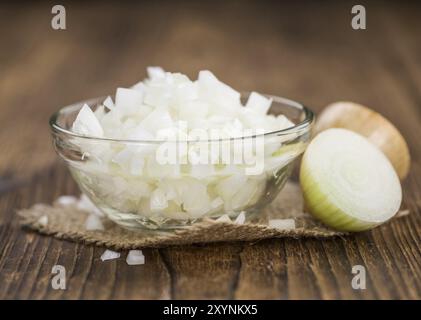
[1,1,421,300]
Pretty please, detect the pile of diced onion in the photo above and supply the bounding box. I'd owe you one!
[70,67,297,220]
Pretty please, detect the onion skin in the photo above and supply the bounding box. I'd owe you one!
[315,102,410,180]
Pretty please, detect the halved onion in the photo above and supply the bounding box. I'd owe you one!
[300,128,402,232]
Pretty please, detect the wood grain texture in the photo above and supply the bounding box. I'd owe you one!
[0,0,420,300]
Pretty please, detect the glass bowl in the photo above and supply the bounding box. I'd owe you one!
[50,93,314,231]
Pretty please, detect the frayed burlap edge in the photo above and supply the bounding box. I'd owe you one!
[18,182,349,249]
[18,209,342,249]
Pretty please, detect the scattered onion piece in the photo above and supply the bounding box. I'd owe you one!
[56,195,78,206]
[268,219,296,230]
[85,214,104,231]
[38,215,48,227]
[215,214,231,223]
[100,250,120,261]
[77,194,104,217]
[126,250,145,265]
[234,212,246,225]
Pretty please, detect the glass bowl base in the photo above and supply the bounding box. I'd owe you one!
[101,207,260,232]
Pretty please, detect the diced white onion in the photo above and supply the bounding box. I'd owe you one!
[147,66,165,79]
[85,214,105,231]
[150,188,168,212]
[215,214,231,223]
[268,219,296,230]
[100,250,120,261]
[126,250,145,265]
[246,92,272,115]
[103,96,114,110]
[72,104,104,137]
[56,195,78,206]
[211,197,224,209]
[115,88,143,114]
[69,67,299,223]
[77,194,104,217]
[38,215,48,226]
[234,212,246,225]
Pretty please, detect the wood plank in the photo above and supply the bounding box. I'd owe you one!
[234,240,288,299]
[159,244,243,299]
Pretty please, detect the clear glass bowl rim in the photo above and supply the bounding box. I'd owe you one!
[49,92,314,144]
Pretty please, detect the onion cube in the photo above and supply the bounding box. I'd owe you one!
[126,250,145,265]
[100,250,120,261]
[234,212,246,224]
[215,214,231,223]
[56,195,78,206]
[85,214,105,231]
[150,188,168,212]
[77,194,104,217]
[103,96,114,110]
[147,66,165,79]
[72,104,104,137]
[115,88,143,113]
[268,219,296,230]
[246,92,272,115]
[38,215,48,226]
[139,108,174,133]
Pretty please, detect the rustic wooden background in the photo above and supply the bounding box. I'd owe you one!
[1,0,420,299]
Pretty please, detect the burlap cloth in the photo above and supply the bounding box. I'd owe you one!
[18,181,410,249]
